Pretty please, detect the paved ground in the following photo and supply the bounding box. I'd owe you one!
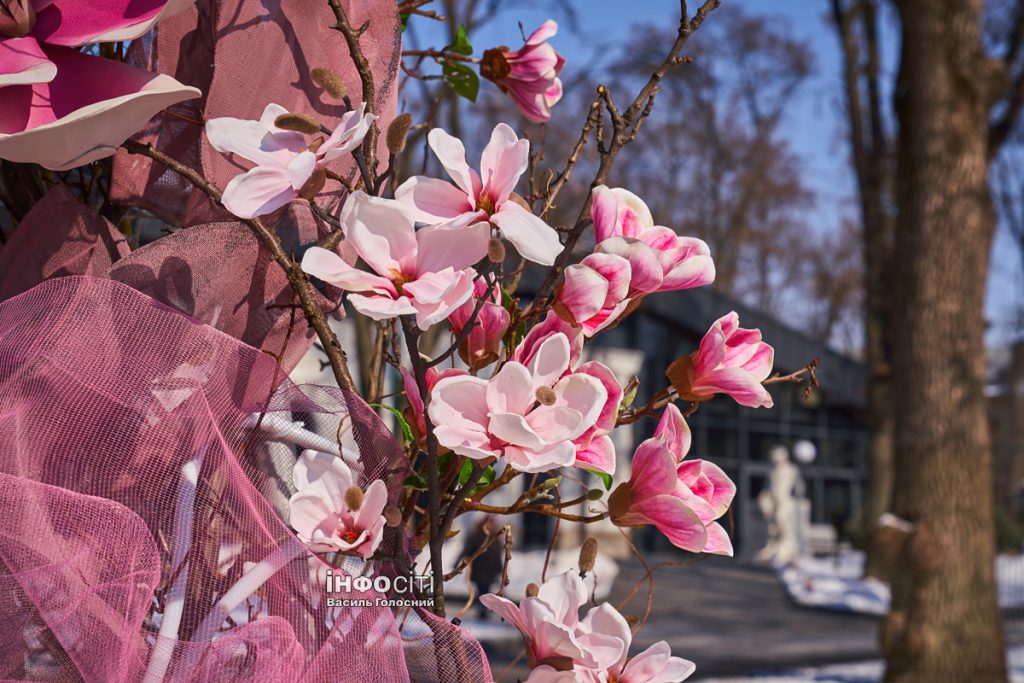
[478,556,1024,682]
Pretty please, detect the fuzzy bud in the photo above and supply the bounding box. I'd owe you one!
[343,486,364,511]
[298,168,327,199]
[383,506,402,528]
[525,583,540,598]
[311,67,347,99]
[625,614,640,627]
[578,537,598,575]
[487,237,506,264]
[535,386,556,406]
[274,112,322,135]
[386,113,413,155]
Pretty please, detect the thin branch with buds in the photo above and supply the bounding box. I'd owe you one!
[121,140,357,392]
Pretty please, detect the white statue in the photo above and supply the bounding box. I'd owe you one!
[756,445,800,565]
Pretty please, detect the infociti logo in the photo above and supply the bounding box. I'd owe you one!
[325,569,434,596]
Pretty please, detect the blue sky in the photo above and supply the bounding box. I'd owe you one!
[410,1,1023,347]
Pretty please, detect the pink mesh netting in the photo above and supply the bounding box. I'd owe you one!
[0,186,129,302]
[0,275,493,682]
[110,0,401,228]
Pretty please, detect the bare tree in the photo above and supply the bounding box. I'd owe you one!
[606,8,825,321]
[830,0,896,581]
[880,0,1024,679]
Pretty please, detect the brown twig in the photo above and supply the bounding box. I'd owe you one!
[525,0,721,316]
[497,524,514,597]
[122,140,357,392]
[326,0,380,181]
[763,357,820,400]
[444,524,504,581]
[461,499,608,523]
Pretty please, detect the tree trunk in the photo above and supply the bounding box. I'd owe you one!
[884,1,1006,681]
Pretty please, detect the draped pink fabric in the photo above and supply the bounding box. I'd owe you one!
[0,1,491,677]
[0,185,129,301]
[0,275,493,682]
[110,0,401,227]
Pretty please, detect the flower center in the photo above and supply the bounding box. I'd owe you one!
[389,269,411,294]
[476,194,497,215]
[338,527,361,544]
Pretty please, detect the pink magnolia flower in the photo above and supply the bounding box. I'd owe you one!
[288,450,387,559]
[480,571,599,670]
[449,277,510,371]
[301,192,489,330]
[558,253,632,336]
[428,331,607,473]
[610,405,736,555]
[206,102,374,218]
[480,20,565,123]
[510,314,620,474]
[512,312,583,369]
[591,185,715,294]
[666,311,775,409]
[0,0,200,170]
[396,123,563,265]
[486,572,695,682]
[577,604,696,683]
[572,361,622,475]
[401,365,467,445]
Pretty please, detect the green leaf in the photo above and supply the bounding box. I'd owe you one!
[403,472,429,490]
[620,383,639,411]
[458,458,475,486]
[468,465,496,496]
[585,469,614,491]
[444,24,473,55]
[442,60,479,102]
[399,12,410,32]
[370,402,414,445]
[514,319,527,346]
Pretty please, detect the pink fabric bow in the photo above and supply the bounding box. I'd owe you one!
[0,0,200,170]
[610,404,737,556]
[666,311,775,409]
[396,123,563,265]
[480,20,565,123]
[301,192,489,330]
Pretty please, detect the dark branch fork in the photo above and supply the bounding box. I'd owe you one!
[526,0,721,315]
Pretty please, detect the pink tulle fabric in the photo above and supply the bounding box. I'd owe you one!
[0,1,490,678]
[0,186,129,301]
[110,0,401,228]
[0,275,492,682]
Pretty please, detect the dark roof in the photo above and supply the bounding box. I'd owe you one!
[641,286,867,408]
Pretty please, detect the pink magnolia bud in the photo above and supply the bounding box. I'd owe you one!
[449,278,510,372]
[480,20,565,123]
